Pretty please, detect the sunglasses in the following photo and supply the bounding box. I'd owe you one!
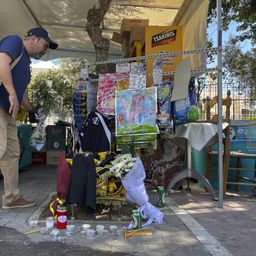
[37,37,50,51]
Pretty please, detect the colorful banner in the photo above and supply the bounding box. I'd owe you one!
[97,72,129,115]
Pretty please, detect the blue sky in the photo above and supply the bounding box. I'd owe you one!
[208,21,252,52]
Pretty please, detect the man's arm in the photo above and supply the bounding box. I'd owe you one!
[21,89,33,111]
[0,52,19,118]
[22,89,39,123]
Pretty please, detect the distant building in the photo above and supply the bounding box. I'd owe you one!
[31,61,59,77]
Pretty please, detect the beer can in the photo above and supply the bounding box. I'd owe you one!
[131,210,141,229]
[157,186,165,208]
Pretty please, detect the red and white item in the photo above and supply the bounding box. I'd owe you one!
[56,205,67,229]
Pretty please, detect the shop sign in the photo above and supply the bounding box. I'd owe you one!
[152,29,177,47]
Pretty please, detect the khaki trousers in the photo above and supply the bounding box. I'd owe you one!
[0,107,20,206]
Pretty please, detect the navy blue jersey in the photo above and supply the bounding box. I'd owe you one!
[0,35,31,111]
[79,111,111,153]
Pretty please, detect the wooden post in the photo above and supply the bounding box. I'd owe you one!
[223,126,230,194]
[225,90,232,122]
[205,96,211,121]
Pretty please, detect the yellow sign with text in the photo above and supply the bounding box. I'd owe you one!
[145,26,183,85]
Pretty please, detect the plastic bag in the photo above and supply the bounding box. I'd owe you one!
[121,157,164,228]
[137,202,164,227]
[121,157,149,206]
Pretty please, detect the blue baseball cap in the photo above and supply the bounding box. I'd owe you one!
[25,27,58,49]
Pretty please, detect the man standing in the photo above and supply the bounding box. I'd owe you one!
[0,27,58,209]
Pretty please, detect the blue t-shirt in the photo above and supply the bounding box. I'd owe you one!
[0,35,31,112]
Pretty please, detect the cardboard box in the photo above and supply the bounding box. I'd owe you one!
[129,26,145,43]
[121,34,131,57]
[121,31,130,40]
[111,32,122,44]
[121,19,149,33]
[145,26,183,85]
[47,151,64,165]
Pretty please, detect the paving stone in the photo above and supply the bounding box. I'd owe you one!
[1,166,255,255]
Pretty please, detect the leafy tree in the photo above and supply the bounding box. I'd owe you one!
[223,39,256,97]
[196,0,256,101]
[28,58,87,117]
[59,58,89,87]
[29,71,68,117]
[208,0,256,43]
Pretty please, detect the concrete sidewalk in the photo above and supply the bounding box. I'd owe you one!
[0,165,255,255]
[168,189,256,256]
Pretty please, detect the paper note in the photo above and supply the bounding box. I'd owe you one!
[171,57,191,101]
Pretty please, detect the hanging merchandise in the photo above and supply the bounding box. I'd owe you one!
[153,59,163,85]
[129,62,147,89]
[116,87,158,135]
[145,26,183,86]
[171,77,197,126]
[73,91,87,132]
[116,63,130,73]
[156,80,173,128]
[97,72,129,115]
[79,111,111,153]
[73,68,89,132]
[115,87,159,149]
[80,68,89,82]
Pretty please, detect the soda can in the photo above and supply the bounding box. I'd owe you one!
[131,210,141,229]
[157,186,165,208]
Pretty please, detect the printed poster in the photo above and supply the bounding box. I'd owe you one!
[97,72,129,115]
[115,87,158,136]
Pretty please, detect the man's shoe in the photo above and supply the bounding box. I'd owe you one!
[2,197,36,209]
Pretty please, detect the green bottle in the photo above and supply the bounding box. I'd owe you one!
[157,186,165,207]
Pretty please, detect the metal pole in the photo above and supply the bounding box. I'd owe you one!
[217,0,223,207]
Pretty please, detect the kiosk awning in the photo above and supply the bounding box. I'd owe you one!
[0,0,208,61]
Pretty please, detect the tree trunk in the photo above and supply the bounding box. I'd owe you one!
[86,0,112,74]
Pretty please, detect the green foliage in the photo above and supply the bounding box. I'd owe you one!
[206,0,256,100]
[120,138,137,158]
[244,116,256,120]
[208,0,256,43]
[223,39,256,97]
[188,106,200,122]
[29,71,68,115]
[59,58,89,86]
[29,58,88,117]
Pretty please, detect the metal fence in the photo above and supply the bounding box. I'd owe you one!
[199,81,256,121]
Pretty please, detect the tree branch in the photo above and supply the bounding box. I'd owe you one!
[86,0,112,72]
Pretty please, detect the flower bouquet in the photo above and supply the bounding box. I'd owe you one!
[30,80,63,151]
[32,80,63,116]
[109,154,136,179]
[110,153,164,228]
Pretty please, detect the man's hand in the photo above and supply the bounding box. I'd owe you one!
[9,94,19,118]
[28,109,39,123]
[0,52,19,118]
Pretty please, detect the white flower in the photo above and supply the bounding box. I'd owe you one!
[109,154,136,178]
[46,80,53,87]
